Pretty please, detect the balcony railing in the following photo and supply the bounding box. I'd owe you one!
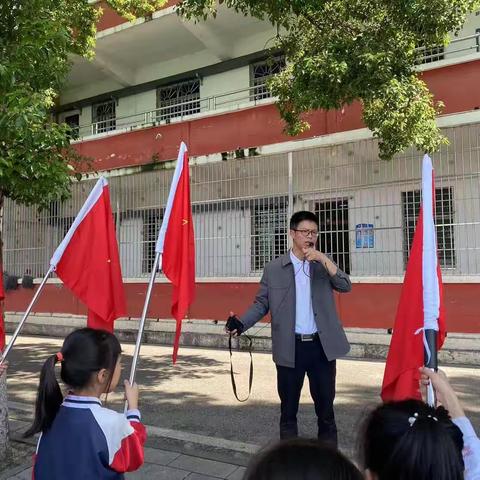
[416,31,480,64]
[70,32,480,142]
[73,83,274,141]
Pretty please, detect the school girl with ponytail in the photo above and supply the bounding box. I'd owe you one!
[25,328,146,479]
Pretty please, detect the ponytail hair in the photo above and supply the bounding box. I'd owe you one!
[24,354,63,437]
[25,328,121,437]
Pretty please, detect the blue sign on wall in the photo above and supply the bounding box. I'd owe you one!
[355,223,374,248]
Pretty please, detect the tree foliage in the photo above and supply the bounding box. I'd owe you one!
[0,0,167,209]
[179,0,480,159]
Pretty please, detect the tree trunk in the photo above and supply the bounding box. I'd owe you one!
[0,370,8,462]
[0,191,9,461]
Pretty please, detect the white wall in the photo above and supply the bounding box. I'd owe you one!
[348,186,404,276]
[194,208,251,276]
[200,66,250,111]
[116,90,156,127]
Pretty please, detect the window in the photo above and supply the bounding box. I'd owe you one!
[157,79,200,122]
[250,56,285,101]
[416,45,445,64]
[92,99,116,134]
[118,209,162,277]
[251,198,288,272]
[64,113,80,140]
[476,28,480,53]
[402,187,455,269]
[142,209,162,274]
[314,198,351,274]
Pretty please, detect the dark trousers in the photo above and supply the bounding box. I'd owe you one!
[276,336,337,446]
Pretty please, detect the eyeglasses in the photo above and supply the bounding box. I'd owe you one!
[293,229,319,238]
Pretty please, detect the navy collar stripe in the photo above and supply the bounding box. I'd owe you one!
[64,399,102,405]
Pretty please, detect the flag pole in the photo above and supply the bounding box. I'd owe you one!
[128,252,161,387]
[0,266,54,364]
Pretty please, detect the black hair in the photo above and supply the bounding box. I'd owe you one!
[244,438,363,480]
[290,211,319,230]
[359,399,464,480]
[25,328,121,437]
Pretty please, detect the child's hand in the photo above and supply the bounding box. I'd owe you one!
[124,380,139,411]
[0,362,8,377]
[419,367,465,419]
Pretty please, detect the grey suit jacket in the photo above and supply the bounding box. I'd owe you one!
[240,252,351,368]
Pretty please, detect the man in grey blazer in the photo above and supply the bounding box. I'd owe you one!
[230,211,351,445]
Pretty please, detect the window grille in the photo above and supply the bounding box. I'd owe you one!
[250,56,285,100]
[416,45,445,64]
[314,198,351,274]
[251,197,288,272]
[157,79,200,122]
[402,187,455,268]
[92,99,116,134]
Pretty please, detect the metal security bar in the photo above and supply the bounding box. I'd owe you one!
[3,123,480,279]
[416,32,480,64]
[75,83,274,141]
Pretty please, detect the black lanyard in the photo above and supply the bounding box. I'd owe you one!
[228,333,253,402]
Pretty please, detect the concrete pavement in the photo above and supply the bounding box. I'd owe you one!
[6,314,480,366]
[1,336,479,478]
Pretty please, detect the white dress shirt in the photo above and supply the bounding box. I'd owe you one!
[290,250,318,335]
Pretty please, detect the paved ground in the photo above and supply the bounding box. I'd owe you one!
[1,335,479,479]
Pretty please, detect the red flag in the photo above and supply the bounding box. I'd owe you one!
[50,177,126,332]
[0,270,5,350]
[381,155,446,401]
[156,142,195,363]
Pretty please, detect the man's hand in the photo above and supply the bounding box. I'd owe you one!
[419,367,465,419]
[225,311,242,337]
[302,246,322,262]
[0,361,8,377]
[302,247,338,276]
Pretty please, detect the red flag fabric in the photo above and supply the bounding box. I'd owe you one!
[0,271,5,350]
[381,155,446,402]
[50,177,126,332]
[156,142,195,363]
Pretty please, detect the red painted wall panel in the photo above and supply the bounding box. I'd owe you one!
[96,1,128,31]
[420,60,480,113]
[74,103,365,171]
[5,282,480,333]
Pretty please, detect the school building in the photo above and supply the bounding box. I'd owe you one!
[3,2,480,332]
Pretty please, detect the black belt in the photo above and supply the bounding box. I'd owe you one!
[295,332,319,341]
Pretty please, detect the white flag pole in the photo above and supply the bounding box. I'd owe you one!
[128,252,161,387]
[0,266,54,364]
[422,154,439,407]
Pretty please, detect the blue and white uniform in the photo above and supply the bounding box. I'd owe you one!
[33,395,146,479]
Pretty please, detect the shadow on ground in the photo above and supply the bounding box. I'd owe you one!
[4,339,480,462]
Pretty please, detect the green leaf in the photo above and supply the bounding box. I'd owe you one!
[180,0,480,159]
